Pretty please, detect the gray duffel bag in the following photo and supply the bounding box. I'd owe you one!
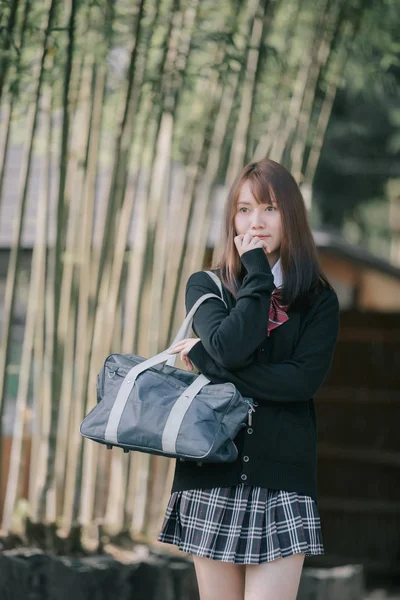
[80,270,255,463]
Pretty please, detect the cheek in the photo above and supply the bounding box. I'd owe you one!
[272,215,282,236]
[234,214,244,231]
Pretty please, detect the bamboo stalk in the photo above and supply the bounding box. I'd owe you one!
[61,59,108,531]
[28,79,51,523]
[0,0,58,526]
[244,0,281,163]
[58,2,113,533]
[36,0,78,523]
[142,112,174,537]
[251,0,304,162]
[118,121,156,534]
[0,0,19,104]
[226,0,273,186]
[75,0,147,527]
[303,6,363,186]
[0,6,66,525]
[57,58,102,529]
[269,0,330,165]
[290,0,338,181]
[88,36,157,533]
[0,0,31,241]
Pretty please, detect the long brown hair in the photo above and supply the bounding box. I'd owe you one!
[212,158,333,309]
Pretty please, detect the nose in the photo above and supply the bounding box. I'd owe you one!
[250,211,266,227]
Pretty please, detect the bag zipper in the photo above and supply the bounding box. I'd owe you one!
[246,402,256,426]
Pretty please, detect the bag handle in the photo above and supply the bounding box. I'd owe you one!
[104,271,227,445]
[165,270,226,367]
[104,355,213,445]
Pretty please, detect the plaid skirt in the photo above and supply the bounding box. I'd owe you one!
[157,484,324,564]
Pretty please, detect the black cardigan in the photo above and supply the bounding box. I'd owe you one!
[170,248,340,503]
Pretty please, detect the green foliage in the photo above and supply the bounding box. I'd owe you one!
[0,0,398,257]
[344,0,400,98]
[313,0,399,253]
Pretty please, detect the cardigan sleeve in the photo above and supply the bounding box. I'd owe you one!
[187,287,340,404]
[185,248,275,369]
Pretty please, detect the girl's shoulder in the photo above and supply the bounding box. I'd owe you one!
[306,283,339,318]
[293,279,338,314]
[187,268,225,287]
[186,269,218,287]
[186,269,225,298]
[314,280,339,304]
[186,269,232,306]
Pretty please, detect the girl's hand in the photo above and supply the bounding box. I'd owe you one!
[234,233,270,257]
[167,337,201,371]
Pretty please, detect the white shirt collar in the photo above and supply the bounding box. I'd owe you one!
[271,257,283,289]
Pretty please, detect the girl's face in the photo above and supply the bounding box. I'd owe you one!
[234,180,282,265]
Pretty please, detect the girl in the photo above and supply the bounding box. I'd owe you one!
[158,158,340,600]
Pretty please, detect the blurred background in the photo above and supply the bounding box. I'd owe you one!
[0,0,399,592]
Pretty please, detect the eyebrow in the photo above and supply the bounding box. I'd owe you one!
[237,200,276,206]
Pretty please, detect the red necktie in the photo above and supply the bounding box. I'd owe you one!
[267,289,289,337]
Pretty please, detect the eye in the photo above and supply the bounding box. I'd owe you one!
[238,205,276,213]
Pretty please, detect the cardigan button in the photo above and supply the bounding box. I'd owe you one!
[247,427,253,434]
[240,474,248,481]
[253,401,258,407]
[243,455,249,462]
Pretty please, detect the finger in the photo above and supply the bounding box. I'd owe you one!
[259,239,270,253]
[253,238,268,251]
[169,340,186,350]
[244,232,253,244]
[168,343,188,355]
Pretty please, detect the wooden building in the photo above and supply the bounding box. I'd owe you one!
[313,230,400,583]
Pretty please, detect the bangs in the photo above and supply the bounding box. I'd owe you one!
[248,174,278,206]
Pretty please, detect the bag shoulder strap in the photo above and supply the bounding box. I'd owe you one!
[203,270,224,302]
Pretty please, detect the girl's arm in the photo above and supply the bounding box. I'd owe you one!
[186,247,275,369]
[187,288,340,404]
